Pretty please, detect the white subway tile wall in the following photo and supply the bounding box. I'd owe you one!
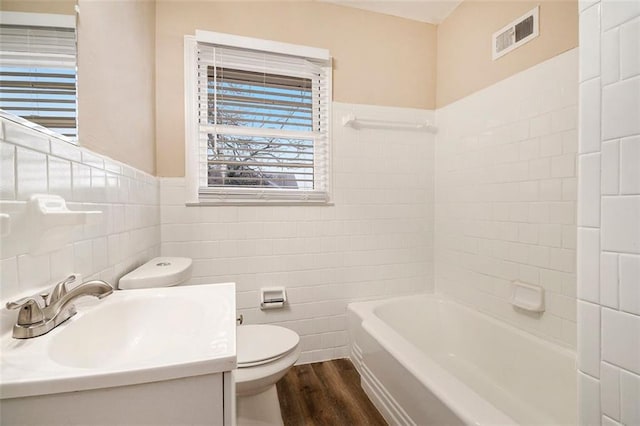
[620,136,640,194]
[602,415,624,426]
[160,102,435,363]
[578,299,601,378]
[601,361,621,420]
[578,1,640,424]
[579,3,602,82]
[434,49,579,348]
[0,117,161,306]
[619,369,640,426]
[579,370,602,426]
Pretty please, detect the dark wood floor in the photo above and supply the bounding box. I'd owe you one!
[276,358,387,426]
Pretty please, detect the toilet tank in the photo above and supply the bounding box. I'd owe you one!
[118,257,193,289]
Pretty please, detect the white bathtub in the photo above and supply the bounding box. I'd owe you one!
[347,294,577,426]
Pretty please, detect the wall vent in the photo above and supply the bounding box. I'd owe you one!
[492,6,539,60]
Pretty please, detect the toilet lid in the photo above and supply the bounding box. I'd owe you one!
[237,324,300,366]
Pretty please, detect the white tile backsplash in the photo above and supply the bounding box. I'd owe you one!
[578,153,601,227]
[3,119,50,153]
[579,370,602,426]
[50,138,81,163]
[601,140,620,194]
[580,0,599,12]
[71,162,92,203]
[602,77,640,140]
[580,3,602,82]
[619,18,640,79]
[601,362,621,420]
[602,308,640,375]
[579,1,640,422]
[90,168,106,203]
[92,237,109,273]
[16,252,51,290]
[160,102,435,362]
[602,415,623,426]
[577,227,600,303]
[47,156,73,200]
[81,150,105,170]
[601,0,640,31]
[602,196,640,254]
[435,49,578,348]
[16,147,48,200]
[620,369,640,425]
[0,117,160,303]
[619,254,640,315]
[578,300,601,377]
[602,28,620,86]
[619,136,640,194]
[551,154,577,178]
[579,77,602,154]
[49,244,75,283]
[0,257,19,299]
[600,252,619,308]
[0,142,15,200]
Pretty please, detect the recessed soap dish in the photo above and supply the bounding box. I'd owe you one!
[511,281,545,313]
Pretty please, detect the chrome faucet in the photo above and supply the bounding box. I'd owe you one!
[6,275,114,339]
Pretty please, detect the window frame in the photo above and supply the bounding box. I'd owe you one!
[184,31,332,206]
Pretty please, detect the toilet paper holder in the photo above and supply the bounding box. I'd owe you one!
[260,287,287,310]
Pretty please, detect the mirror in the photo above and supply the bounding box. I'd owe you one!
[0,1,77,141]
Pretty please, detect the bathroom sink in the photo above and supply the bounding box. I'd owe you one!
[0,283,236,399]
[49,296,205,369]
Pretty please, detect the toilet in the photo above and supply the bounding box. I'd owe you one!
[236,324,300,425]
[119,257,301,426]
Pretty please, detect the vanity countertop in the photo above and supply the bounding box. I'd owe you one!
[0,282,236,399]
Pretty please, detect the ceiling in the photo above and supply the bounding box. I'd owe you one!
[320,0,463,24]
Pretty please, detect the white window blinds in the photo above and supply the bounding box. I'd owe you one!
[0,21,77,138]
[194,42,331,202]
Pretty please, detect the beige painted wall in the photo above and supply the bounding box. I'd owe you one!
[0,0,75,15]
[436,0,578,108]
[3,1,578,177]
[155,0,437,177]
[77,0,156,174]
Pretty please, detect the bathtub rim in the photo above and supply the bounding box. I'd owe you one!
[348,293,577,426]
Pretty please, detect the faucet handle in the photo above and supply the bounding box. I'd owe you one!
[50,274,76,304]
[6,297,45,325]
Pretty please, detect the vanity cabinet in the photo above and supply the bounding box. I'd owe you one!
[1,371,235,425]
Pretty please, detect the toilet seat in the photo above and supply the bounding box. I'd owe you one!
[238,347,296,368]
[237,324,299,368]
[235,324,301,398]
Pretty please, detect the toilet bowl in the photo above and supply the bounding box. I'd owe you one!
[235,324,300,426]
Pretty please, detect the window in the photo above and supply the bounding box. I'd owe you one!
[0,12,77,139]
[185,31,331,204]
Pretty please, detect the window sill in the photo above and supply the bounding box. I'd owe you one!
[186,200,334,207]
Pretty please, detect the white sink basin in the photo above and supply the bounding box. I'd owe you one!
[49,296,205,369]
[1,283,236,399]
